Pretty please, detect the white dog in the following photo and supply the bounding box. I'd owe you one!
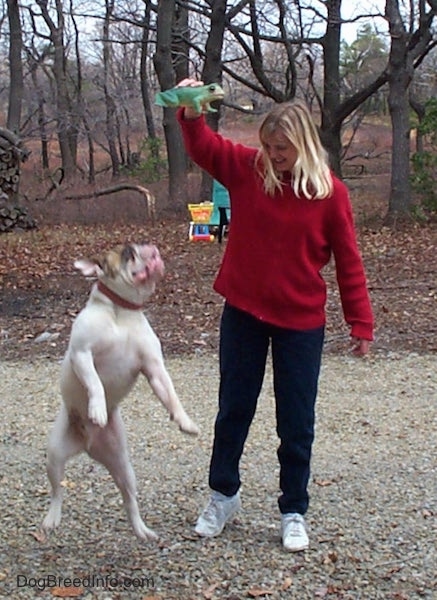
[42,242,199,541]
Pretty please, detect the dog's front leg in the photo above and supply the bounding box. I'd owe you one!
[143,358,199,436]
[71,349,108,427]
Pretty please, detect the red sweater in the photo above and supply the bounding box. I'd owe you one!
[178,110,374,340]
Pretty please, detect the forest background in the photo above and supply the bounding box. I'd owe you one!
[0,6,436,598]
[0,0,436,361]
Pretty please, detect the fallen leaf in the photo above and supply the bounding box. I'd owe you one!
[60,479,76,489]
[322,550,339,564]
[314,478,336,487]
[203,583,219,598]
[382,565,403,580]
[281,577,293,590]
[30,529,47,543]
[248,588,276,598]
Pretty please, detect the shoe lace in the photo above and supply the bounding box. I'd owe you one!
[203,498,220,521]
[284,515,304,536]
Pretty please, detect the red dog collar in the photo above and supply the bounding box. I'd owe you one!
[97,280,144,311]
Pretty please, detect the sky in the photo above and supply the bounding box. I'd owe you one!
[340,0,387,43]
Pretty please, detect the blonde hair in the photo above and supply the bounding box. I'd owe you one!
[257,99,333,199]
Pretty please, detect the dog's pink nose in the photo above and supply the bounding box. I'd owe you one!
[136,269,149,283]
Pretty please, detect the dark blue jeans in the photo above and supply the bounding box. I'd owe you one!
[209,303,325,515]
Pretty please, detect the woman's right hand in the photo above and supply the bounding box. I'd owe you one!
[176,78,204,119]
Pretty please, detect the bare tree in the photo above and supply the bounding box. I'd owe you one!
[2,0,434,222]
[140,1,158,144]
[173,1,190,82]
[200,0,228,199]
[103,0,120,178]
[215,0,436,220]
[320,0,343,175]
[384,0,437,222]
[153,0,189,208]
[69,0,96,183]
[26,46,51,170]
[33,0,77,179]
[4,0,24,204]
[7,0,23,134]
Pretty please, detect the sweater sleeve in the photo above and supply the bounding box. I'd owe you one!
[329,180,374,341]
[177,108,255,188]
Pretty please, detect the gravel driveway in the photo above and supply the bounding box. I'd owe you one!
[1,351,436,599]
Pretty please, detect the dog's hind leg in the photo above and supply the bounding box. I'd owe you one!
[86,408,158,542]
[42,405,85,533]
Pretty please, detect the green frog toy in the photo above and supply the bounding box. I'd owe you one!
[155,83,224,113]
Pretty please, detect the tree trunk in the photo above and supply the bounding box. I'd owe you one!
[320,0,343,176]
[153,0,188,209]
[7,0,23,135]
[103,0,120,178]
[69,2,85,178]
[173,3,190,82]
[36,0,76,179]
[71,9,95,183]
[384,0,413,222]
[200,0,227,201]
[140,1,157,141]
[83,116,96,184]
[387,77,412,218]
[28,53,50,170]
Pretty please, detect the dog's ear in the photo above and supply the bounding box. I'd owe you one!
[101,248,123,279]
[74,246,133,279]
[74,258,104,277]
[102,245,137,278]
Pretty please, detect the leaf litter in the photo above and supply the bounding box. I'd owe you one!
[0,219,436,599]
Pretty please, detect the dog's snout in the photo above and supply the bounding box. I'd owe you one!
[137,244,162,265]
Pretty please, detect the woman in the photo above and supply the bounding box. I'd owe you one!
[176,79,373,551]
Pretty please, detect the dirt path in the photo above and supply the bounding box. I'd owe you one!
[1,351,436,599]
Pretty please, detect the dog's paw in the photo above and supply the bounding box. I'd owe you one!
[176,414,200,436]
[88,403,108,427]
[133,519,159,542]
[42,505,62,532]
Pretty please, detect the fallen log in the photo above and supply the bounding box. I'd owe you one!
[65,184,156,223]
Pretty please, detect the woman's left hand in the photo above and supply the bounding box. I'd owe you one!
[176,78,204,119]
[351,337,371,357]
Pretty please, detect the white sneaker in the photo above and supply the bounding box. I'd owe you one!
[195,491,241,537]
[281,513,309,552]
